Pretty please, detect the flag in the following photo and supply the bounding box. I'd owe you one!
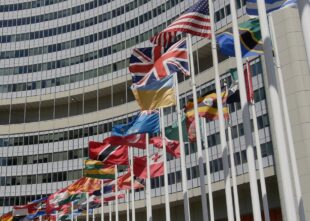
[84,159,115,180]
[46,188,70,213]
[246,0,297,16]
[58,193,87,207]
[88,141,129,165]
[131,74,176,110]
[150,137,180,158]
[150,0,211,46]
[216,19,263,58]
[129,46,163,83]
[226,62,254,104]
[185,92,229,120]
[148,38,189,79]
[184,91,229,142]
[133,153,164,179]
[66,177,101,194]
[117,171,144,191]
[112,110,160,136]
[25,198,47,220]
[165,116,189,142]
[0,212,13,221]
[103,134,146,149]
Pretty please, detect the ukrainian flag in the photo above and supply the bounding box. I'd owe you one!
[217,19,263,58]
[131,74,176,110]
[84,159,115,180]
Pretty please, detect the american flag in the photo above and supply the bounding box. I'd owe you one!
[129,45,163,83]
[137,38,189,86]
[150,0,211,46]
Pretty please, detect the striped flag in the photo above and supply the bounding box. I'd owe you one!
[246,0,297,16]
[84,159,115,180]
[150,0,211,46]
[88,141,129,165]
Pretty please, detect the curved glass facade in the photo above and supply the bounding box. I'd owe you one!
[0,0,279,219]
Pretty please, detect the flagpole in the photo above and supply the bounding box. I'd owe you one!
[245,60,270,221]
[173,73,191,221]
[115,165,119,221]
[202,119,214,221]
[126,190,130,221]
[56,210,59,221]
[227,121,241,221]
[101,180,104,221]
[160,107,171,221]
[109,202,112,221]
[255,0,299,220]
[92,209,95,221]
[297,0,310,71]
[87,192,89,221]
[71,202,74,221]
[207,0,235,219]
[129,147,136,221]
[268,14,305,221]
[228,0,262,220]
[186,34,209,221]
[145,133,153,221]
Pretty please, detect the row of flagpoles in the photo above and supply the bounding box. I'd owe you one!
[1,0,309,220]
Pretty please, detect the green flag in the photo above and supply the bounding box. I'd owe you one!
[165,115,189,142]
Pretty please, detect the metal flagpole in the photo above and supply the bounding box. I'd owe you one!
[186,34,209,221]
[208,0,235,219]
[297,0,310,71]
[228,0,262,220]
[227,121,241,221]
[87,192,89,221]
[71,202,74,221]
[115,165,119,221]
[268,14,305,221]
[109,202,112,221]
[202,119,215,221]
[130,147,136,221]
[256,0,299,220]
[160,107,171,221]
[245,60,270,221]
[93,209,95,221]
[173,74,191,221]
[126,190,130,221]
[101,180,105,221]
[145,133,153,221]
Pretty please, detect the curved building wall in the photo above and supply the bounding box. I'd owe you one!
[0,0,280,219]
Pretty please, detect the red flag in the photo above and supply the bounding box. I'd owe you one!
[89,141,129,165]
[104,194,126,202]
[133,153,164,179]
[103,134,146,149]
[244,61,254,103]
[117,171,144,191]
[150,137,180,158]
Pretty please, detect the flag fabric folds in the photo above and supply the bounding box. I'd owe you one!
[150,137,180,158]
[131,74,176,110]
[216,19,263,58]
[165,116,189,142]
[246,0,297,16]
[103,134,146,149]
[88,141,129,165]
[133,153,164,179]
[185,91,229,142]
[84,159,115,180]
[129,46,163,83]
[227,63,254,104]
[112,110,160,136]
[142,39,189,79]
[150,0,211,46]
[58,193,87,207]
[117,171,144,191]
[0,212,12,221]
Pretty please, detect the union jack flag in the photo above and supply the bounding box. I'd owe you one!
[137,38,189,86]
[150,0,211,46]
[129,45,163,83]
